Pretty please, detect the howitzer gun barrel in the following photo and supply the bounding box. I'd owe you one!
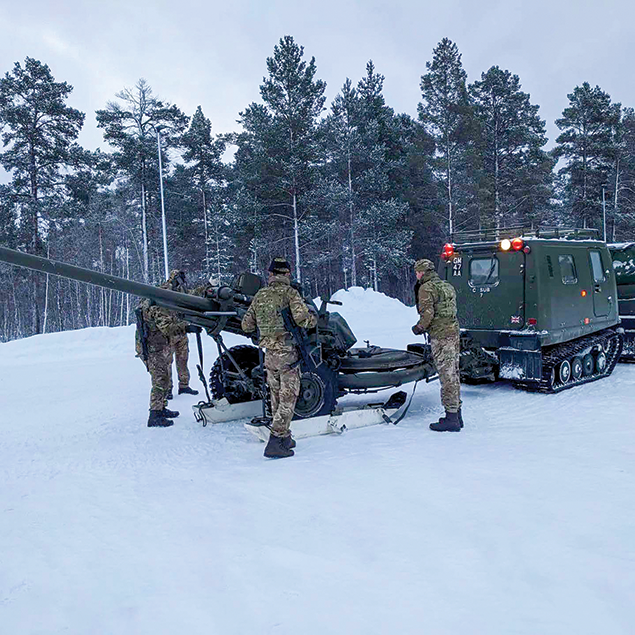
[0,245,216,315]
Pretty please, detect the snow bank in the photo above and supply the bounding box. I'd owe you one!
[325,286,418,349]
[0,325,135,366]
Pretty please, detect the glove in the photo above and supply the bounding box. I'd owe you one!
[187,324,203,334]
[411,323,426,336]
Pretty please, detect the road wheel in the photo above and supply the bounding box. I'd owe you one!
[595,350,607,374]
[571,356,583,381]
[558,360,571,384]
[581,353,594,376]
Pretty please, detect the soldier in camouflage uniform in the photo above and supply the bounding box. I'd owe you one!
[136,296,185,428]
[161,270,199,400]
[412,258,464,431]
[241,257,318,458]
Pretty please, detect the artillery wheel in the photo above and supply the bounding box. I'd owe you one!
[209,345,262,404]
[294,367,338,419]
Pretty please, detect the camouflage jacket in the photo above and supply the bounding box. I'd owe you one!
[159,275,189,337]
[241,275,317,352]
[139,298,185,348]
[415,271,459,338]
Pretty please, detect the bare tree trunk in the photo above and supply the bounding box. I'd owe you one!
[202,187,210,271]
[42,243,51,334]
[348,154,357,287]
[293,192,301,283]
[126,247,130,326]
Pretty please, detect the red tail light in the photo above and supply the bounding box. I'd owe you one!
[528,318,537,326]
[512,238,524,251]
[442,243,455,260]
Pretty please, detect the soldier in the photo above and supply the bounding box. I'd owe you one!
[241,257,317,458]
[135,297,184,428]
[162,270,199,400]
[411,258,464,431]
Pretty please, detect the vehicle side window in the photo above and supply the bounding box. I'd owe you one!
[469,257,499,285]
[558,254,577,285]
[589,250,605,283]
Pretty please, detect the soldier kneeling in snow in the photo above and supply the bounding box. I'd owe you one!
[241,258,317,458]
[412,258,464,431]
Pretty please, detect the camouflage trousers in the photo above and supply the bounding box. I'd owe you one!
[265,348,301,438]
[145,345,173,410]
[168,333,190,391]
[430,328,462,413]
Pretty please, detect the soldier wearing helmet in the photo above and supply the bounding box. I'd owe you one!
[241,257,318,458]
[412,258,464,431]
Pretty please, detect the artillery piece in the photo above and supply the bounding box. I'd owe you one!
[0,246,436,422]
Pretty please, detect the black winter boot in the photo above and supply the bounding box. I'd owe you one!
[166,390,174,400]
[282,434,296,450]
[264,434,294,458]
[458,408,464,428]
[148,409,174,428]
[162,407,180,418]
[178,386,199,395]
[429,411,461,432]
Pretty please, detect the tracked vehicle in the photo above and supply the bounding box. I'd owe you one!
[608,242,635,361]
[439,227,624,393]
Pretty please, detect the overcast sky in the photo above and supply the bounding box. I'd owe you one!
[1,0,633,154]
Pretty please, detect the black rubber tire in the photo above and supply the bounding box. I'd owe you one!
[209,345,262,403]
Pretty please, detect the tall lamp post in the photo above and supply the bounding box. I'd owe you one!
[602,184,607,242]
[154,125,169,279]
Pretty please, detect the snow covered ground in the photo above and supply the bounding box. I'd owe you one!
[1,287,635,635]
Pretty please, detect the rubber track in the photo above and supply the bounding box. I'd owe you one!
[620,329,635,362]
[515,327,623,394]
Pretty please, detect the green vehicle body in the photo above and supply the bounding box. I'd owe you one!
[608,242,635,360]
[438,228,623,390]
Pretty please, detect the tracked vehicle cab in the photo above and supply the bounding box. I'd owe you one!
[439,227,623,392]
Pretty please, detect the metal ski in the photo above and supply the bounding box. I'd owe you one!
[244,388,416,442]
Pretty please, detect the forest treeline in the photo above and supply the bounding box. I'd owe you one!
[1,36,634,341]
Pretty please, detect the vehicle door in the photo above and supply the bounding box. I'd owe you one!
[589,249,611,317]
[457,251,525,330]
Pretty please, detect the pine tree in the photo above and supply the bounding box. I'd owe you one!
[321,78,365,286]
[96,79,188,282]
[181,106,226,273]
[608,108,635,240]
[554,82,620,230]
[469,66,553,228]
[0,57,85,333]
[418,39,475,237]
[357,199,412,292]
[236,35,326,282]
